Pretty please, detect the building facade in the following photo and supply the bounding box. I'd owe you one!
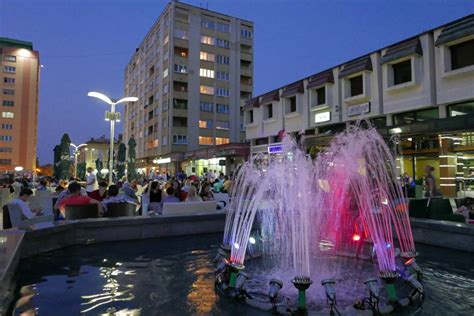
[123,1,252,176]
[77,135,120,171]
[245,14,474,198]
[0,38,40,172]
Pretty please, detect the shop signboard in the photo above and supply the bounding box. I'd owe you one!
[216,149,236,157]
[267,144,283,154]
[315,111,331,123]
[347,102,370,117]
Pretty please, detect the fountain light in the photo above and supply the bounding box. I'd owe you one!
[233,242,240,249]
[268,279,283,302]
[248,237,256,244]
[235,272,250,291]
[352,234,361,242]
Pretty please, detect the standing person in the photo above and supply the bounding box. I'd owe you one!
[11,188,43,219]
[424,165,442,198]
[85,168,98,193]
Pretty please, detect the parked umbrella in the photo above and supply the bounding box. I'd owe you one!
[127,137,137,181]
[76,162,87,180]
[59,133,71,180]
[116,143,126,180]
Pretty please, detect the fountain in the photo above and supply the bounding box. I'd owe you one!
[215,124,424,314]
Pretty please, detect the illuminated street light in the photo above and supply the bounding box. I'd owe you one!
[70,143,87,178]
[87,92,138,184]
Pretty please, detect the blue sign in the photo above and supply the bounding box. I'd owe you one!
[267,144,283,154]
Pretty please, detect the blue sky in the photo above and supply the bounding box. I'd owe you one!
[1,0,472,164]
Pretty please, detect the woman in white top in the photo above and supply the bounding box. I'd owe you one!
[185,186,202,202]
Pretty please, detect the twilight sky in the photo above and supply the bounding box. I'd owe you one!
[0,0,472,164]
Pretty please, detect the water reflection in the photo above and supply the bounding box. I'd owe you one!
[81,265,136,313]
[186,256,216,315]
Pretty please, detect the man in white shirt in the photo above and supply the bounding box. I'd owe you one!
[11,188,42,219]
[85,167,98,193]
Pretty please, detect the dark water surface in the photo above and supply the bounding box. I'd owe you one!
[12,233,474,315]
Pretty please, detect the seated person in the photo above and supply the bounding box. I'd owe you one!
[101,184,139,214]
[11,188,43,219]
[55,181,88,205]
[213,179,223,193]
[88,181,108,201]
[200,183,214,201]
[57,182,99,217]
[185,186,202,202]
[122,182,139,202]
[162,187,180,203]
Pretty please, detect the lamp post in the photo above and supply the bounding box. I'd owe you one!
[87,92,138,184]
[70,143,87,179]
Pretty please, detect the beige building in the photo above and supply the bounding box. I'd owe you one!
[78,135,120,171]
[0,38,39,172]
[245,14,474,198]
[123,1,253,176]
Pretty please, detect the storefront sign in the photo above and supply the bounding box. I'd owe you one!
[347,102,370,117]
[315,111,331,123]
[216,149,236,157]
[267,144,283,154]
[154,157,171,164]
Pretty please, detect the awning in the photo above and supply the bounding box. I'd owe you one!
[435,15,474,46]
[339,55,372,78]
[260,90,280,104]
[381,37,423,64]
[243,97,259,110]
[281,80,304,97]
[307,70,334,89]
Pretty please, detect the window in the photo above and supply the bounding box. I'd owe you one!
[2,101,14,107]
[4,77,15,84]
[216,121,229,130]
[264,104,273,119]
[172,134,187,144]
[200,68,215,78]
[173,99,188,110]
[0,159,11,165]
[316,87,326,105]
[216,137,229,145]
[199,136,213,145]
[163,83,169,94]
[216,38,230,49]
[216,88,229,97]
[240,123,245,131]
[174,46,188,58]
[3,55,16,62]
[3,66,16,73]
[200,102,214,112]
[241,29,252,38]
[216,71,229,81]
[3,89,14,95]
[0,147,12,153]
[200,85,214,95]
[162,100,169,112]
[162,118,168,128]
[164,50,169,60]
[174,29,189,40]
[286,96,297,113]
[201,18,215,29]
[217,22,230,33]
[247,110,254,123]
[162,136,168,146]
[201,35,215,45]
[216,104,229,113]
[2,112,14,118]
[1,124,13,130]
[200,51,215,62]
[175,11,189,23]
[217,55,230,64]
[241,60,251,68]
[173,64,188,74]
[349,75,363,97]
[393,108,439,125]
[450,39,474,70]
[392,59,412,85]
[163,35,169,45]
[0,135,12,141]
[448,101,474,117]
[199,120,213,129]
[163,68,169,78]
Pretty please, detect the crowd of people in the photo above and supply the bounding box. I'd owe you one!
[4,167,234,220]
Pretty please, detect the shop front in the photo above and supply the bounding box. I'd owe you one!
[181,143,249,177]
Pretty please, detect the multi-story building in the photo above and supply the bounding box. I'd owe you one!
[124,1,252,177]
[245,14,474,197]
[0,38,40,172]
[77,135,120,171]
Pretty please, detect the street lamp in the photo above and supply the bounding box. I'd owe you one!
[70,143,87,179]
[87,91,138,184]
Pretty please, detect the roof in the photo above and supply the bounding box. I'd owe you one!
[0,37,33,50]
[281,80,305,97]
[435,14,474,46]
[339,55,373,78]
[260,90,280,104]
[307,70,334,89]
[381,37,423,64]
[243,97,260,110]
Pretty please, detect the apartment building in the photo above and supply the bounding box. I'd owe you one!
[124,1,252,176]
[245,14,474,197]
[0,38,40,172]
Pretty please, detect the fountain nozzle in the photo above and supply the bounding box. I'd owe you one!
[227,262,245,288]
[292,276,312,311]
[268,279,283,301]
